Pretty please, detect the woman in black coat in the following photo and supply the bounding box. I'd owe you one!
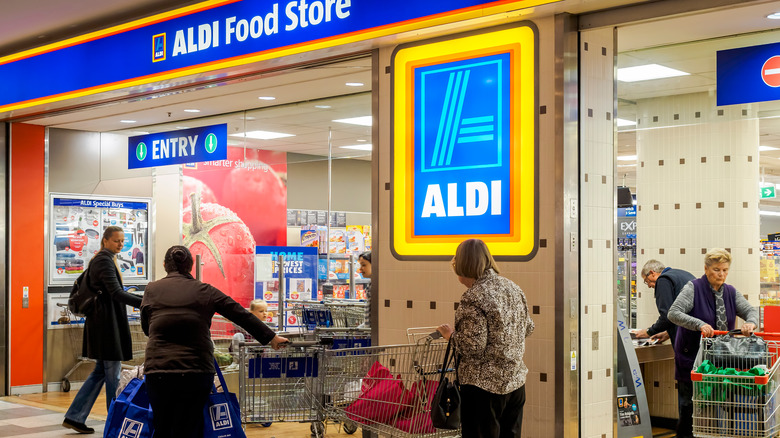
[63,226,143,434]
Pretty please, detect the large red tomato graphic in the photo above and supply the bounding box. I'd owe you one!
[183,193,255,307]
[182,176,217,210]
[221,162,287,246]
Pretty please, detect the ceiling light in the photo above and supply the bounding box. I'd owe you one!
[616,118,637,127]
[238,115,256,121]
[761,210,780,216]
[767,12,780,19]
[617,64,689,82]
[133,131,150,135]
[345,82,364,87]
[258,96,276,101]
[230,130,294,140]
[340,144,373,151]
[760,145,780,151]
[315,105,332,109]
[333,116,372,126]
[175,126,190,129]
[618,163,637,167]
[120,120,137,124]
[617,155,637,161]
[356,139,367,142]
[184,109,201,113]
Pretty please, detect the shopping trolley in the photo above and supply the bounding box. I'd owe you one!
[238,339,329,436]
[322,331,459,437]
[692,331,780,437]
[291,299,368,332]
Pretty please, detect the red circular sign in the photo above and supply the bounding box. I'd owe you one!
[288,315,297,325]
[762,56,780,87]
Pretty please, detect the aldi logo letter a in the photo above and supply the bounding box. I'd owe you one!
[119,418,144,438]
[210,402,232,430]
[153,33,166,62]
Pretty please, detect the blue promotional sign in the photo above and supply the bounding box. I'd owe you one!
[127,124,227,169]
[717,42,780,106]
[255,245,317,300]
[0,0,557,112]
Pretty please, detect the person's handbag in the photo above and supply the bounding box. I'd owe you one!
[204,359,246,438]
[68,268,101,316]
[705,329,768,370]
[103,376,154,438]
[430,339,461,430]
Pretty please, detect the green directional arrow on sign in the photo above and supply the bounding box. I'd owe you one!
[136,142,147,161]
[762,186,776,199]
[205,133,218,153]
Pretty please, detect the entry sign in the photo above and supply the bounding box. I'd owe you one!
[127,124,227,169]
[762,186,776,199]
[392,24,538,259]
[717,42,780,106]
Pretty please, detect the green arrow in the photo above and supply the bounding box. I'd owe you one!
[136,142,147,161]
[205,133,218,153]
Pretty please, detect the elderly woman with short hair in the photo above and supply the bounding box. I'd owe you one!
[437,238,534,438]
[668,248,758,438]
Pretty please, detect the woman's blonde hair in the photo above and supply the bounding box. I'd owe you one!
[452,238,500,279]
[704,248,732,267]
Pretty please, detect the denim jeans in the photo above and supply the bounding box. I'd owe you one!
[65,360,122,423]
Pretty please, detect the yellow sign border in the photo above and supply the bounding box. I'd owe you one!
[391,23,538,259]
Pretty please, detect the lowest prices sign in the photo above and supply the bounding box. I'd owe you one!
[255,246,318,302]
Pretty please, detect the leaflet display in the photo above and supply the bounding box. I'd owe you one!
[49,193,152,286]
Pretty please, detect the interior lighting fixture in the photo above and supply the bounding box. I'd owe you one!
[617,163,637,167]
[617,64,689,82]
[230,130,294,140]
[333,116,372,126]
[767,12,780,19]
[175,126,190,129]
[345,82,364,87]
[759,145,780,151]
[120,120,137,124]
[617,155,637,161]
[315,105,332,109]
[616,118,637,127]
[183,109,201,113]
[340,144,373,151]
[356,139,367,142]
[760,210,780,216]
[258,96,276,101]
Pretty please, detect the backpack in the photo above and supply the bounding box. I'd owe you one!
[68,268,101,316]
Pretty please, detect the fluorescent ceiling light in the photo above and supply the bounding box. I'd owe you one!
[618,164,637,167]
[340,144,373,151]
[184,109,201,113]
[356,139,367,142]
[315,105,332,109]
[617,155,637,161]
[230,130,294,140]
[133,131,150,135]
[760,145,780,151]
[761,210,780,216]
[175,126,190,129]
[345,82,364,87]
[120,120,136,124]
[616,118,637,127]
[258,96,276,101]
[617,64,689,82]
[768,12,780,19]
[333,116,372,126]
[238,115,256,120]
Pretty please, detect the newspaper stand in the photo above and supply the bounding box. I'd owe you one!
[238,340,327,436]
[321,332,460,438]
[692,331,780,437]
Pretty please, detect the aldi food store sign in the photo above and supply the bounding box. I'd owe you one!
[392,24,538,259]
[128,124,227,169]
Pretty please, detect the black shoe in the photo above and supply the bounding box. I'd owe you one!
[62,418,95,434]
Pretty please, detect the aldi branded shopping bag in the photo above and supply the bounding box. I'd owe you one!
[103,377,154,438]
[204,359,246,438]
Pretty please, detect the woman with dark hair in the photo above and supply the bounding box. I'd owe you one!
[141,245,288,438]
[358,251,372,328]
[63,226,143,434]
[437,238,534,438]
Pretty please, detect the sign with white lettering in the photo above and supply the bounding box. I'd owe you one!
[127,124,227,169]
[718,41,780,105]
[392,24,537,259]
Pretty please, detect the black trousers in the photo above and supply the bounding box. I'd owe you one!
[677,380,694,438]
[145,372,214,438]
[460,384,525,438]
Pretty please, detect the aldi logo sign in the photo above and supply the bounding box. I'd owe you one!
[209,403,232,430]
[152,33,166,62]
[392,24,538,259]
[119,418,144,438]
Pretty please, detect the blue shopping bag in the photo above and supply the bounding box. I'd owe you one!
[103,377,154,438]
[204,360,246,438]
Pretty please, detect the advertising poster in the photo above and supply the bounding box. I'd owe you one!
[183,147,287,308]
[617,395,641,427]
[254,246,318,302]
[49,194,151,286]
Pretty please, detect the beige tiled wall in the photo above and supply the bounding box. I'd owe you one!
[374,17,558,437]
[580,27,617,438]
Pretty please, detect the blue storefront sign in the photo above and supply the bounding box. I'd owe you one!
[0,0,555,112]
[717,41,780,106]
[127,124,227,169]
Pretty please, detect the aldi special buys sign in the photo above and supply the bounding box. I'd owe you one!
[0,0,557,113]
[392,23,538,259]
[128,124,227,169]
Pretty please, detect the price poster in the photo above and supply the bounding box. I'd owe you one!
[49,194,151,285]
[254,246,318,301]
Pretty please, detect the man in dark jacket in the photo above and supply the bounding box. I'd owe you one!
[635,259,695,346]
[63,227,143,434]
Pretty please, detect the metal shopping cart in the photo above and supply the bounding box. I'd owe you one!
[692,331,780,437]
[321,331,459,438]
[291,299,368,332]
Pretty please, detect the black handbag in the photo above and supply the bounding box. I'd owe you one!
[68,268,101,317]
[430,339,461,430]
[705,329,768,370]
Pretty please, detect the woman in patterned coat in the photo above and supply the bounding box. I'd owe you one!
[437,238,535,438]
